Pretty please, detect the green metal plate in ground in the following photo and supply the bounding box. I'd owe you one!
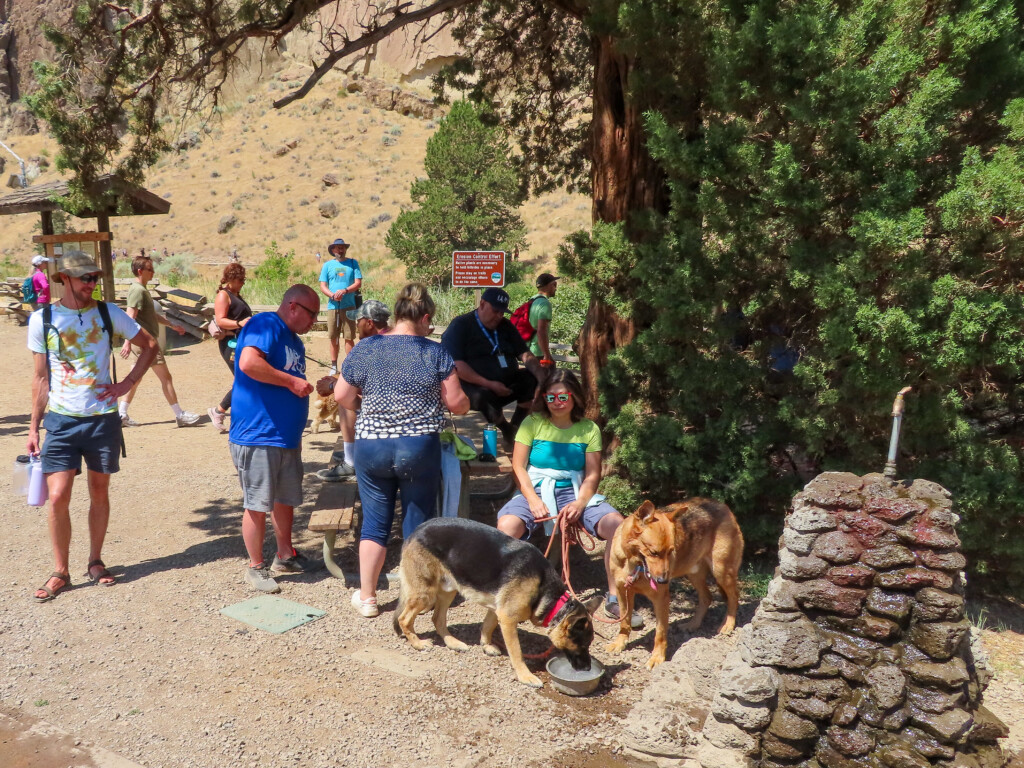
[220,595,326,634]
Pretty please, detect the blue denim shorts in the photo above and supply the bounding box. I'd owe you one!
[497,485,620,539]
[40,411,122,475]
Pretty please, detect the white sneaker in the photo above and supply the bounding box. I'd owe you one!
[121,414,140,427]
[329,365,338,376]
[351,589,379,618]
[175,410,202,427]
[208,406,227,432]
[244,565,280,593]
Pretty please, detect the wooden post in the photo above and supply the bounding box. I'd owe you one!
[96,213,115,303]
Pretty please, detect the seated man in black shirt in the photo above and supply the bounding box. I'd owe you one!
[442,287,547,450]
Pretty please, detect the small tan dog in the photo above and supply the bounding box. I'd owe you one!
[310,393,339,433]
[606,498,744,670]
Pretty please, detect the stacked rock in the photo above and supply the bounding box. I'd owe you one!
[698,472,1007,768]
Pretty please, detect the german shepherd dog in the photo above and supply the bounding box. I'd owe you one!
[606,498,743,670]
[394,518,600,688]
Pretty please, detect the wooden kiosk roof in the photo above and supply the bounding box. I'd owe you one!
[0,173,170,217]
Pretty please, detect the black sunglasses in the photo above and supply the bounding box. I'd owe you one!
[79,274,100,285]
[292,301,318,319]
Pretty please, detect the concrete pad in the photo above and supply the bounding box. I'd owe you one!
[0,703,145,768]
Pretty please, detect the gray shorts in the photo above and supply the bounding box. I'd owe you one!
[229,443,303,513]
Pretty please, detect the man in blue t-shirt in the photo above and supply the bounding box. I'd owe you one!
[229,284,321,593]
[317,237,362,373]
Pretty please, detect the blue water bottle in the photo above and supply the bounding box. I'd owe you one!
[482,425,498,458]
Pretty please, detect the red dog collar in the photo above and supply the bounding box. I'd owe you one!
[542,591,572,628]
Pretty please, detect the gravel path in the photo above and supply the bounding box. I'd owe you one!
[1,319,1021,768]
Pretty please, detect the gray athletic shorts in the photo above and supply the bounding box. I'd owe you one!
[229,443,303,513]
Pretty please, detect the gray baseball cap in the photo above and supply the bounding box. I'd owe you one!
[355,300,390,324]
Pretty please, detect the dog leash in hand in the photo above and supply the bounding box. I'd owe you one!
[536,513,596,603]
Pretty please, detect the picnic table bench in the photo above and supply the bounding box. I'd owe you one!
[308,428,515,579]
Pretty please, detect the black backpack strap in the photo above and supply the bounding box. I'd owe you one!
[96,301,127,458]
[96,301,115,352]
[42,303,53,391]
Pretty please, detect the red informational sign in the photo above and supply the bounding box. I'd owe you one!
[452,251,506,288]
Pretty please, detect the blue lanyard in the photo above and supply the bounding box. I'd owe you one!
[474,311,501,355]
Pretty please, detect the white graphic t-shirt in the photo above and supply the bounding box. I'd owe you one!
[27,303,141,417]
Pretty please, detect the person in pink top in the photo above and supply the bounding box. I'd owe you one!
[31,255,50,308]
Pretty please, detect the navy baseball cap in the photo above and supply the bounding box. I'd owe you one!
[481,287,511,313]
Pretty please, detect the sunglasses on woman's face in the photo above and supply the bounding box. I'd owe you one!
[545,393,571,403]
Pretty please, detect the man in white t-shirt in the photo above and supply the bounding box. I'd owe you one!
[26,251,159,603]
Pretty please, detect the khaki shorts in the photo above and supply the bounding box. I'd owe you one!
[131,344,166,367]
[327,308,356,341]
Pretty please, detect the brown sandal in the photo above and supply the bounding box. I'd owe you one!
[34,572,71,603]
[85,559,115,586]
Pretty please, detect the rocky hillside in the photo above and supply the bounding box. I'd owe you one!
[0,67,589,281]
[0,3,589,281]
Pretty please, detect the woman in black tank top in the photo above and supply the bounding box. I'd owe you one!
[207,264,252,432]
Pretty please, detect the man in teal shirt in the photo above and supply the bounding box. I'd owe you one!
[528,273,558,362]
[318,238,362,373]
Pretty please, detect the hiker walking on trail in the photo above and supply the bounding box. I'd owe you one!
[207,263,253,433]
[510,273,558,364]
[318,237,362,374]
[25,255,50,310]
[117,256,202,428]
[230,284,322,593]
[26,250,159,603]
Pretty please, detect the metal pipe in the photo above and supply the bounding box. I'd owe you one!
[0,138,27,188]
[883,387,913,479]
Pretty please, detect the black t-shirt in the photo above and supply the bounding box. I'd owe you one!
[441,310,529,383]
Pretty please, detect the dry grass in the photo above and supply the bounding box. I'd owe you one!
[0,70,590,288]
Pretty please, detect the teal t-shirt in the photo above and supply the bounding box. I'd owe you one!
[527,294,553,357]
[515,413,602,487]
[318,258,362,310]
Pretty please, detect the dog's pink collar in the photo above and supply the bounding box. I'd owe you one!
[542,591,572,628]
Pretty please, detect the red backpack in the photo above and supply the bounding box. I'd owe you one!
[509,296,538,342]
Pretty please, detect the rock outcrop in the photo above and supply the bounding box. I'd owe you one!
[701,472,1007,768]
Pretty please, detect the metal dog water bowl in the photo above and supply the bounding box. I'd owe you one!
[546,654,605,696]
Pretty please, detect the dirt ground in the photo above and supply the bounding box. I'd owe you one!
[1,318,1022,768]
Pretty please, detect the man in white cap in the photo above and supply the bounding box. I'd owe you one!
[26,250,159,602]
[318,237,362,374]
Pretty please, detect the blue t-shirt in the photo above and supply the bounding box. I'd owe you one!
[318,258,362,310]
[229,312,309,449]
[342,334,455,438]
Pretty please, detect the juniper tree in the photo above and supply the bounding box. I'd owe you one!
[385,101,526,286]
[560,0,1024,585]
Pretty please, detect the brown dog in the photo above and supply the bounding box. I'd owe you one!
[310,393,339,433]
[606,498,743,670]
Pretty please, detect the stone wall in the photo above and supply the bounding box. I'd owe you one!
[698,472,1007,768]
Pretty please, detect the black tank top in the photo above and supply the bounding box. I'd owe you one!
[222,289,252,324]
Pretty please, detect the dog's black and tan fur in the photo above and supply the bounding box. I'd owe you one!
[394,518,599,688]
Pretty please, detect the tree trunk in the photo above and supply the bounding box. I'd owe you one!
[577,35,667,421]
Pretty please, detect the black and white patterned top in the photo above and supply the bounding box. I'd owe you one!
[341,334,456,439]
